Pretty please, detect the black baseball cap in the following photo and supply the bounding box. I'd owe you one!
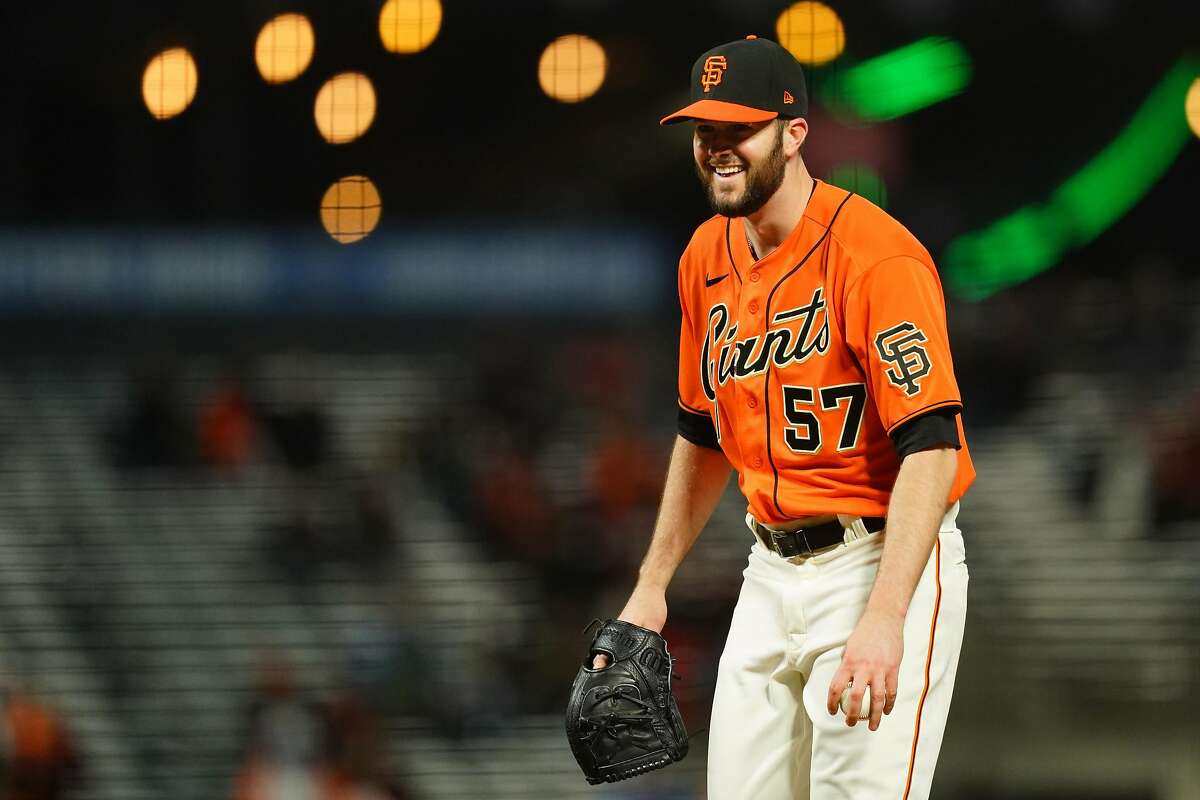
[660,36,809,125]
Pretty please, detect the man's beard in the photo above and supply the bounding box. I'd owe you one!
[695,133,787,218]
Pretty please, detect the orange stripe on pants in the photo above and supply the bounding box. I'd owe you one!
[902,536,942,800]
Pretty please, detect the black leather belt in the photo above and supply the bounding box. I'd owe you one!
[751,516,886,558]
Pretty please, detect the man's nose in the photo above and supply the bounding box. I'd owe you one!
[706,135,734,154]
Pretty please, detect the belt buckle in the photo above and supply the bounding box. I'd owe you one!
[768,528,812,559]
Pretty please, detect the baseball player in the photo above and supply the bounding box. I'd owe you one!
[593,36,975,798]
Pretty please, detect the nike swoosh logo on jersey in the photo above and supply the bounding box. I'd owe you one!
[705,273,729,287]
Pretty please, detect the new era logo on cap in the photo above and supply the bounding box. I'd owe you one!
[783,90,794,104]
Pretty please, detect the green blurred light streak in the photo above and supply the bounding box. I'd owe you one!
[825,37,972,121]
[826,162,888,209]
[945,55,1200,302]
[1053,61,1198,243]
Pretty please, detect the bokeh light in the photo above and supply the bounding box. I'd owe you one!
[320,176,382,244]
[142,47,198,120]
[379,0,442,53]
[826,163,888,209]
[255,13,315,83]
[776,1,846,66]
[538,35,607,103]
[313,73,376,144]
[1186,78,1200,138]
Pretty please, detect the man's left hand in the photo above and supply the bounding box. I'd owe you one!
[826,608,905,731]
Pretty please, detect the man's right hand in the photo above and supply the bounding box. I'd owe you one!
[591,586,668,669]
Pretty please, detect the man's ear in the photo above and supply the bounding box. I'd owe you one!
[783,117,809,156]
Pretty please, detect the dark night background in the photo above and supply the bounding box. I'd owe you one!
[0,3,1197,799]
[5,1,1197,252]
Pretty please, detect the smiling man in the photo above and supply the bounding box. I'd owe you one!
[594,36,976,799]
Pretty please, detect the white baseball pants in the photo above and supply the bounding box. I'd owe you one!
[707,504,968,800]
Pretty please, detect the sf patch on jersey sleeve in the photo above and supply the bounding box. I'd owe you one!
[843,256,962,434]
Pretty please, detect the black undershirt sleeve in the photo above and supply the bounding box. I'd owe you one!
[679,405,954,456]
[677,406,721,451]
[890,408,961,459]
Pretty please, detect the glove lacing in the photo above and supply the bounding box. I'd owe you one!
[579,685,661,752]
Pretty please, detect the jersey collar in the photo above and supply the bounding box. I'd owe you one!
[730,179,842,274]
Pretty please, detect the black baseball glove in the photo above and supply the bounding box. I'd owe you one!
[565,619,689,784]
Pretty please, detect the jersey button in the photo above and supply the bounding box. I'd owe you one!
[747,300,759,314]
[752,456,763,468]
[746,397,757,409]
[749,271,761,283]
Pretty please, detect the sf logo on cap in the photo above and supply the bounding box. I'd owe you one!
[701,56,727,92]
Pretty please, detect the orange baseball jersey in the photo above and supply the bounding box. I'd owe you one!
[677,180,975,524]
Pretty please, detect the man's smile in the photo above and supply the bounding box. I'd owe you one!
[710,162,746,183]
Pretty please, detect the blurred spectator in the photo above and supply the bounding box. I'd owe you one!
[325,689,408,800]
[361,601,466,740]
[566,338,642,412]
[1033,372,1113,508]
[232,660,328,800]
[262,402,331,474]
[200,371,258,471]
[1120,257,1191,391]
[414,407,475,505]
[474,440,556,563]
[477,348,557,450]
[265,473,401,583]
[345,473,399,572]
[265,487,325,586]
[589,417,664,526]
[0,685,80,800]
[260,356,333,474]
[952,290,1045,429]
[1149,389,1200,529]
[110,361,190,469]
